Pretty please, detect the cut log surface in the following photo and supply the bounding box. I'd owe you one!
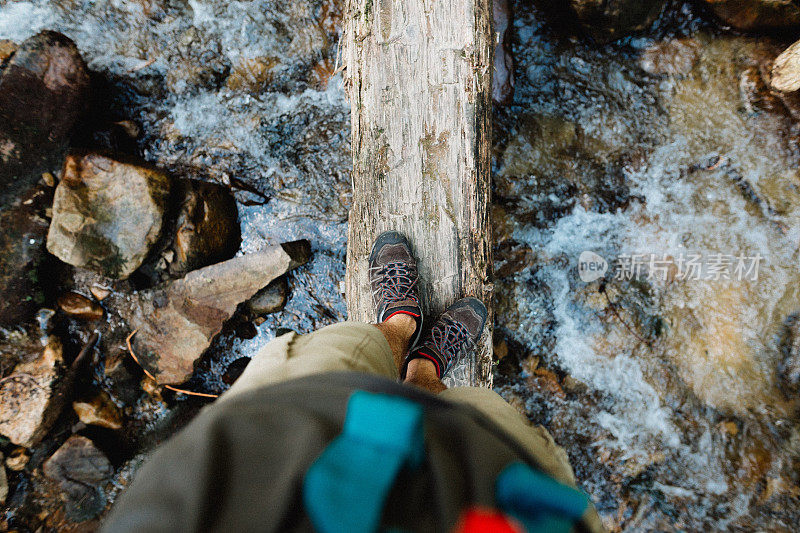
[343,0,494,386]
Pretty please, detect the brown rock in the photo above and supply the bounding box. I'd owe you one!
[530,368,566,400]
[639,39,699,76]
[245,276,289,316]
[0,337,66,447]
[493,338,509,360]
[58,292,104,321]
[169,180,241,276]
[5,447,30,471]
[0,32,89,204]
[43,435,113,521]
[702,0,800,31]
[569,0,667,43]
[122,241,310,384]
[226,56,280,92]
[0,40,16,64]
[72,393,122,430]
[47,153,172,279]
[90,285,111,301]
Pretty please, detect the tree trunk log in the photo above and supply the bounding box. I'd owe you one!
[343,0,494,386]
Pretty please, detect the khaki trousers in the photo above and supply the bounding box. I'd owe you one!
[223,322,579,488]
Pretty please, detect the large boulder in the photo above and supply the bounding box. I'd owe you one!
[702,0,800,32]
[0,32,89,205]
[568,0,667,42]
[168,179,241,276]
[123,241,310,384]
[0,185,52,326]
[47,153,172,279]
[0,337,66,447]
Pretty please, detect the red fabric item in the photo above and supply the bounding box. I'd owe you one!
[454,507,525,533]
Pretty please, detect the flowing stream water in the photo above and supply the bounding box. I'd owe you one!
[1,0,799,530]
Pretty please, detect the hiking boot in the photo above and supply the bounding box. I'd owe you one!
[405,297,487,379]
[369,231,423,345]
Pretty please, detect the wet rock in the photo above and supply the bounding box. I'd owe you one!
[702,0,800,31]
[5,447,30,471]
[169,180,241,276]
[639,39,699,76]
[493,0,514,105]
[529,368,566,400]
[0,337,65,447]
[90,284,111,301]
[47,153,172,279]
[58,292,104,321]
[72,392,122,430]
[245,276,289,317]
[41,171,56,187]
[778,314,800,395]
[226,56,280,92]
[0,185,52,327]
[43,435,113,521]
[222,357,251,385]
[0,32,89,204]
[122,241,310,384]
[0,40,16,64]
[568,0,667,43]
[771,39,800,92]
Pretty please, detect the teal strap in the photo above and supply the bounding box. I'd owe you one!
[495,462,589,533]
[303,391,424,533]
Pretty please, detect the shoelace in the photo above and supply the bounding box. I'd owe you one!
[370,261,420,307]
[425,317,475,366]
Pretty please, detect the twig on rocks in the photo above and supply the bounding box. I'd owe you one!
[125,330,219,399]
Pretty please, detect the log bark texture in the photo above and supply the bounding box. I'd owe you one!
[343,0,494,386]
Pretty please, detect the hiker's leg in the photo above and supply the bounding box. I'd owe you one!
[404,358,447,394]
[439,386,577,486]
[374,313,416,372]
[222,314,413,400]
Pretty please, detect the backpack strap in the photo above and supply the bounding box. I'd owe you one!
[495,462,590,533]
[303,391,424,533]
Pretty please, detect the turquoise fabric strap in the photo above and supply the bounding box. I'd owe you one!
[303,391,425,533]
[495,462,589,533]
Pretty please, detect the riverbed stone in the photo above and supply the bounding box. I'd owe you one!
[245,276,289,317]
[568,0,667,43]
[0,40,16,64]
[702,0,800,31]
[169,180,241,276]
[0,337,65,447]
[72,392,123,430]
[0,32,89,205]
[47,153,172,279]
[122,241,310,384]
[58,292,104,321]
[639,39,699,76]
[43,435,113,521]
